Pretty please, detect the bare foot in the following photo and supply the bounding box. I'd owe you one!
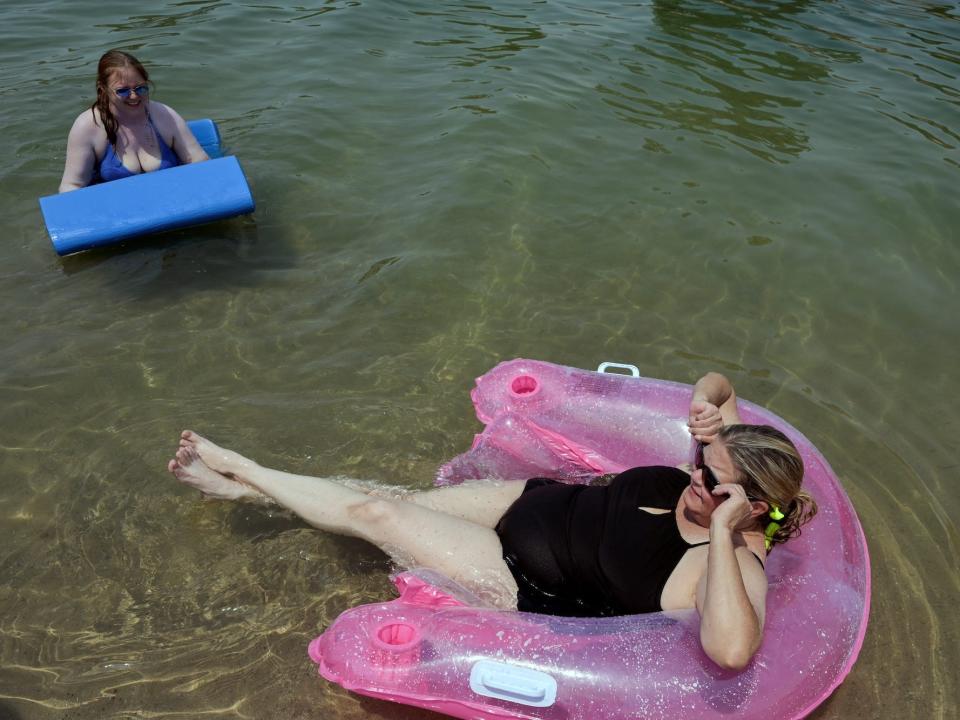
[168,446,258,501]
[179,430,255,478]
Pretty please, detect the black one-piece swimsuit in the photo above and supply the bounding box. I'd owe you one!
[494,466,710,617]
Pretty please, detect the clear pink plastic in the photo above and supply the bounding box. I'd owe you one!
[309,359,871,720]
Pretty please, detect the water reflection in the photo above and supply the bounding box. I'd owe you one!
[597,78,809,162]
[598,0,858,162]
[853,4,960,161]
[96,1,226,31]
[412,4,545,69]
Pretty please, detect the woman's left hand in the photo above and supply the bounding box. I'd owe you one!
[688,400,724,442]
[688,372,742,440]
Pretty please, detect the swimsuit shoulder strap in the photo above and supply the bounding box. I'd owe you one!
[687,541,765,568]
[146,109,175,152]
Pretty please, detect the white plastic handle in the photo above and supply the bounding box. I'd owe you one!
[596,361,640,377]
[469,659,557,707]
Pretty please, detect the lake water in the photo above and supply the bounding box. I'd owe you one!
[0,1,957,718]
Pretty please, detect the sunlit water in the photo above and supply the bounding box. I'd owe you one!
[1,1,957,718]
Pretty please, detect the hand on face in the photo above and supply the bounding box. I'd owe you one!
[688,400,724,443]
[708,482,758,532]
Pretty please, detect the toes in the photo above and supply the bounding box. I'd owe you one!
[185,430,208,445]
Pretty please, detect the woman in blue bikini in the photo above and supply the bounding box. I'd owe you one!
[59,49,208,193]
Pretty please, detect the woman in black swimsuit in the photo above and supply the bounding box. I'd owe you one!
[167,371,816,670]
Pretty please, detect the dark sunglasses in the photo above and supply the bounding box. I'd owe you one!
[694,441,720,492]
[694,442,761,500]
[114,84,150,99]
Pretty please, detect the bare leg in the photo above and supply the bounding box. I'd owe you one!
[174,431,520,608]
[403,481,525,528]
[180,430,526,527]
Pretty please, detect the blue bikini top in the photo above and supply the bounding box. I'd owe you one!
[98,113,180,183]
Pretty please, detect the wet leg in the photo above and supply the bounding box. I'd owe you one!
[180,430,524,527]
[175,432,519,607]
[403,481,525,528]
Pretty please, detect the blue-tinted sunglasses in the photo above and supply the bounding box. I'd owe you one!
[114,84,150,99]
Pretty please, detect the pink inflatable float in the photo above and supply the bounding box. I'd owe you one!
[309,359,870,720]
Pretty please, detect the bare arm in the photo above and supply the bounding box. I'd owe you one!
[696,524,767,669]
[688,372,742,442]
[59,112,98,193]
[155,103,209,164]
[695,478,768,669]
[690,373,766,668]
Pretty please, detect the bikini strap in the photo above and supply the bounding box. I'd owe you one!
[147,109,177,154]
[146,109,161,138]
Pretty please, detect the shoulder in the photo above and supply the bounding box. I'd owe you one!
[730,542,768,611]
[149,101,196,144]
[64,108,107,159]
[611,466,690,503]
[67,108,102,139]
[619,465,690,481]
[150,102,208,163]
[737,544,768,615]
[735,542,767,574]
[614,465,690,490]
[148,101,186,130]
[700,534,768,581]
[696,541,768,618]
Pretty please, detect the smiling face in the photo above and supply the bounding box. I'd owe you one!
[106,66,149,116]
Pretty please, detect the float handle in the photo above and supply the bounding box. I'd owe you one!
[469,659,557,707]
[596,361,640,377]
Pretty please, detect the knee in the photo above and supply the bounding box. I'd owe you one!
[346,497,402,532]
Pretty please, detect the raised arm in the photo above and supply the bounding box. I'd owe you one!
[695,484,768,670]
[688,372,742,442]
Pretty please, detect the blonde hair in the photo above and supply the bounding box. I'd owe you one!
[718,424,818,548]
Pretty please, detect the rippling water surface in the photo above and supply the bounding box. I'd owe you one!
[1,1,957,718]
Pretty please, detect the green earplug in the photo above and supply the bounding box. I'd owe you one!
[764,505,785,550]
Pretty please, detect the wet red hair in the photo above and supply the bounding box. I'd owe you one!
[90,49,150,147]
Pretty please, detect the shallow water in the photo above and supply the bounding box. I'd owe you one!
[0,1,957,718]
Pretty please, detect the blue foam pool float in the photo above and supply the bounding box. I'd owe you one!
[39,119,254,256]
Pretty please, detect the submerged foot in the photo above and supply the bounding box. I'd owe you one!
[179,430,254,478]
[168,446,258,501]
